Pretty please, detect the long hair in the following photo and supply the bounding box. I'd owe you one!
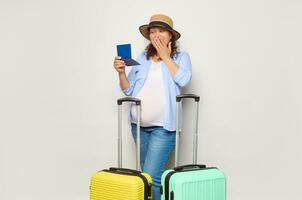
[145,34,179,60]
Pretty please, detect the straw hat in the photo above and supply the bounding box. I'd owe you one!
[139,14,181,41]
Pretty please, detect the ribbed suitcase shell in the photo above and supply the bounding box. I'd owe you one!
[160,94,226,200]
[90,97,152,200]
[161,168,226,200]
[90,170,152,200]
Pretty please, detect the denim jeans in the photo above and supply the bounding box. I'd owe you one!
[131,123,175,200]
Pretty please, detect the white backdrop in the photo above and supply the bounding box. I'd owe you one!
[1,0,302,200]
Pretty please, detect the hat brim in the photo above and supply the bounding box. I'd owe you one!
[139,24,181,41]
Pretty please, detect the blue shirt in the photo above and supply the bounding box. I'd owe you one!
[123,51,192,131]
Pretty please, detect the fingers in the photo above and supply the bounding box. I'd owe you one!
[151,39,162,56]
[114,57,125,66]
[153,37,163,49]
[115,65,126,73]
[157,38,165,47]
[151,37,172,59]
[113,57,126,73]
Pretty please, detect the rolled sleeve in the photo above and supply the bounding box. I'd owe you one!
[173,52,192,87]
[122,83,134,96]
[120,59,141,96]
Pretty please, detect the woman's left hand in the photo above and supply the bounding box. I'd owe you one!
[152,38,172,60]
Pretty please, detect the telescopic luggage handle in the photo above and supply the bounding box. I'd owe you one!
[117,97,141,105]
[117,97,141,171]
[175,94,200,167]
[176,94,200,102]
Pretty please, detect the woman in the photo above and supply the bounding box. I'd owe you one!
[113,14,192,200]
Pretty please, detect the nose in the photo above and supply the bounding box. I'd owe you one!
[155,30,160,38]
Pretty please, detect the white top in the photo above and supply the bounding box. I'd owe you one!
[131,60,166,127]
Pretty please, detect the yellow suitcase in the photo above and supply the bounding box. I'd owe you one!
[90,168,152,200]
[90,97,152,200]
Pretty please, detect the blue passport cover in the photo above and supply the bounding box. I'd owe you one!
[116,43,140,66]
[117,44,132,59]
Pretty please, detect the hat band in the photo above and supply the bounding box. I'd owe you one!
[148,21,173,31]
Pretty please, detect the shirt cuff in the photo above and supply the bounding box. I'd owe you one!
[122,84,133,96]
[173,66,186,84]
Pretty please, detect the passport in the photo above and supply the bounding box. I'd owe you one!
[116,44,140,66]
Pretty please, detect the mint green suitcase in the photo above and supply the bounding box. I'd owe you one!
[160,94,226,200]
[161,165,226,200]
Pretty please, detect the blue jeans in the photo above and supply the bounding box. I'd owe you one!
[131,124,175,200]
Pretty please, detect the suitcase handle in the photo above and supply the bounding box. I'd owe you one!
[109,167,141,175]
[176,94,200,102]
[175,94,200,167]
[117,97,141,170]
[117,97,141,105]
[174,164,206,172]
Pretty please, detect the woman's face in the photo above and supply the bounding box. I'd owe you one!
[149,27,172,47]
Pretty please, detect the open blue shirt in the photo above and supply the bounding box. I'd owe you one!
[123,51,192,131]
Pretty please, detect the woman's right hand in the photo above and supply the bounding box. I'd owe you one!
[113,56,126,74]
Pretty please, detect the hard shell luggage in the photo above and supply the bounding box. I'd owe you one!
[160,94,226,200]
[90,97,152,200]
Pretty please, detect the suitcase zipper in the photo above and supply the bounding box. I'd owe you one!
[164,171,176,200]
